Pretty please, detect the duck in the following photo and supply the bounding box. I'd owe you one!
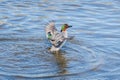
[45,21,72,52]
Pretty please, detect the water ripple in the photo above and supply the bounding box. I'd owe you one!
[0,0,120,79]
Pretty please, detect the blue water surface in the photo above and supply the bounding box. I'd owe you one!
[0,0,120,80]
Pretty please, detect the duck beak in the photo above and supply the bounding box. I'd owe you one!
[68,26,72,28]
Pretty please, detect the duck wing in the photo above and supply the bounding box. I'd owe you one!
[45,22,57,40]
[45,22,66,48]
[50,32,66,48]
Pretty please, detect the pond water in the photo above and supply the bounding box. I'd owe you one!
[0,0,120,80]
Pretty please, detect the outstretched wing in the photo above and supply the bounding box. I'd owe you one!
[45,22,66,48]
[45,22,57,40]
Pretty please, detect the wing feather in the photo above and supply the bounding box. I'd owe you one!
[50,33,66,48]
[45,22,66,48]
[45,22,58,39]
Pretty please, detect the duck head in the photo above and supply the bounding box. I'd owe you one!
[61,24,72,32]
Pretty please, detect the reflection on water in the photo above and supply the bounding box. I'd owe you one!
[0,0,120,80]
[52,51,67,75]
